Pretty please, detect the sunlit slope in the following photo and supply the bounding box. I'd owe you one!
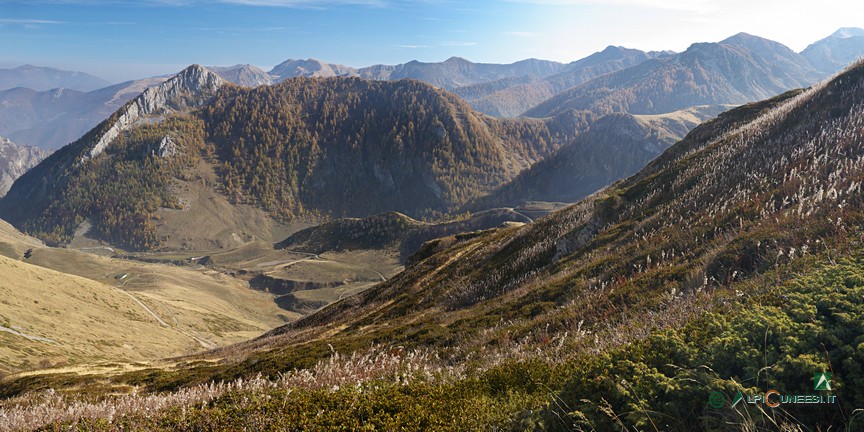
[0,254,197,374]
[0,220,289,375]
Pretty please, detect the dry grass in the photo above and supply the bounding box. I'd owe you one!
[0,345,448,432]
[0,220,289,376]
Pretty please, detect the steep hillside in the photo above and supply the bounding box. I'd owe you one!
[0,65,111,92]
[276,209,532,262]
[0,136,45,197]
[0,67,573,251]
[525,33,822,118]
[802,27,864,74]
[0,65,225,249]
[468,105,727,208]
[201,78,562,219]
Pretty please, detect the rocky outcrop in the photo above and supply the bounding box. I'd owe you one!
[83,65,225,161]
[0,136,45,196]
[154,135,177,158]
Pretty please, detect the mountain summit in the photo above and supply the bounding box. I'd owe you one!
[802,27,864,74]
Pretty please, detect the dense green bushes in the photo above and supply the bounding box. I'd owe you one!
[547,255,864,431]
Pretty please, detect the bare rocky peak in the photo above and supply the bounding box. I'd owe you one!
[207,64,275,87]
[830,27,864,39]
[83,65,225,161]
[270,58,357,79]
[0,136,46,196]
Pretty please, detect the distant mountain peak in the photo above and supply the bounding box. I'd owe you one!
[269,58,356,79]
[721,31,758,41]
[802,28,864,74]
[830,27,864,39]
[0,64,112,92]
[720,32,794,51]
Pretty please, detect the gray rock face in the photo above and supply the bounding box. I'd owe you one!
[83,65,225,161]
[0,136,46,196]
[155,135,178,158]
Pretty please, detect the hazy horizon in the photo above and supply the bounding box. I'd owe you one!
[1,0,863,83]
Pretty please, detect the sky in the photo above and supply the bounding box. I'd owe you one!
[1,0,863,83]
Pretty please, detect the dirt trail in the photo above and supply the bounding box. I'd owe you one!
[0,325,56,344]
[117,276,215,349]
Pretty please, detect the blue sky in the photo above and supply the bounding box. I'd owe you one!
[1,0,862,82]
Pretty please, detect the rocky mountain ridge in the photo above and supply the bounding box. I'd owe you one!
[83,64,225,161]
[524,33,824,118]
[0,136,45,196]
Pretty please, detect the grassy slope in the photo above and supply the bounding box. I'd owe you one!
[0,254,198,375]
[0,219,289,377]
[6,64,864,431]
[43,252,864,431]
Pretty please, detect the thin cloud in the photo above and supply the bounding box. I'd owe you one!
[215,0,387,7]
[16,0,388,6]
[440,41,477,46]
[394,44,429,49]
[0,18,65,25]
[506,0,719,13]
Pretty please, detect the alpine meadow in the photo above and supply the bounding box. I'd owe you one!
[2,1,864,431]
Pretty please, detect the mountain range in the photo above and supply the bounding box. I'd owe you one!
[0,66,576,251]
[524,33,824,117]
[467,104,729,208]
[3,28,863,156]
[4,29,864,254]
[0,77,166,151]
[0,64,112,92]
[4,44,864,432]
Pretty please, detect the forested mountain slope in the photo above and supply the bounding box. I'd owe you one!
[0,66,582,250]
